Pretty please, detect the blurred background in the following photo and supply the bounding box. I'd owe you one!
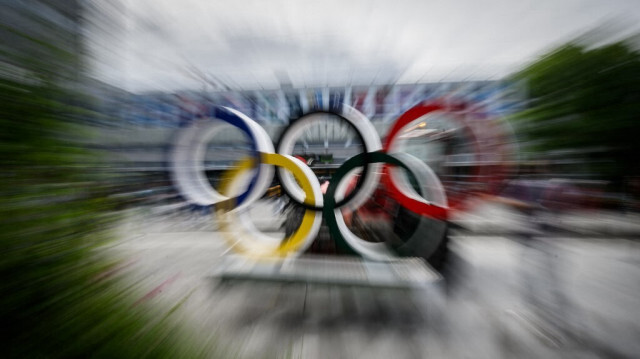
[2,0,640,358]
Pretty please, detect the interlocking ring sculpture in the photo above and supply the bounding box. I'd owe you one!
[170,104,454,261]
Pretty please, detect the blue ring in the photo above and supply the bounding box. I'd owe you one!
[204,106,261,207]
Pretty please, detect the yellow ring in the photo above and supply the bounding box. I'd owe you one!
[217,153,321,258]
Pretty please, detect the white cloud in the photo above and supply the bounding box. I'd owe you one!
[86,0,640,92]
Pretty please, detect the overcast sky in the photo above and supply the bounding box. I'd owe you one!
[86,0,640,93]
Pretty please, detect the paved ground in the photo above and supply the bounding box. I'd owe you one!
[449,200,640,237]
[108,206,640,358]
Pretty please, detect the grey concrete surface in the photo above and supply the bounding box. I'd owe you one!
[449,201,640,237]
[108,207,640,358]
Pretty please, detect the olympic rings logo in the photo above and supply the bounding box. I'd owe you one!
[170,103,454,261]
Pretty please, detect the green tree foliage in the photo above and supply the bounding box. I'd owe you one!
[510,38,640,181]
[0,75,213,358]
[0,4,214,358]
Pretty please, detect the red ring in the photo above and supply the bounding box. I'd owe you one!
[382,102,485,215]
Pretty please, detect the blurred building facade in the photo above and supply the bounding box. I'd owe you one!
[85,80,525,203]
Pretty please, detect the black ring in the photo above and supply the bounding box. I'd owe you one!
[275,108,372,211]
